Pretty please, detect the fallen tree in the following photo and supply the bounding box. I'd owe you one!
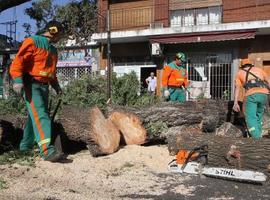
[0,100,243,156]
[167,130,270,172]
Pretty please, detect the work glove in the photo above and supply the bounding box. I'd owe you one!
[163,87,170,100]
[13,83,24,95]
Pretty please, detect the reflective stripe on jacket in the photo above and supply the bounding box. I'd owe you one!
[162,62,188,87]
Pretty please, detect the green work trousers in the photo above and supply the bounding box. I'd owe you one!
[168,87,186,103]
[245,93,268,139]
[20,82,55,159]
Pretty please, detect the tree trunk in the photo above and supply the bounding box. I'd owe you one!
[109,111,147,145]
[167,131,270,172]
[110,100,230,141]
[57,106,120,156]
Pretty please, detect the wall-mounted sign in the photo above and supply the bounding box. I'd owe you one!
[57,48,95,68]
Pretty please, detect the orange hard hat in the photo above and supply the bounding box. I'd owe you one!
[241,58,253,67]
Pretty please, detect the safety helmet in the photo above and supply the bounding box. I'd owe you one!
[175,52,186,62]
[240,58,253,67]
[45,20,65,35]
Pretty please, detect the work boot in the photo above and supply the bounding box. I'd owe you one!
[45,151,65,163]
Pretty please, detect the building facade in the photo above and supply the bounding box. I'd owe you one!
[93,0,270,100]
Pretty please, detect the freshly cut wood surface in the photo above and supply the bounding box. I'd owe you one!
[109,111,147,145]
[59,106,120,156]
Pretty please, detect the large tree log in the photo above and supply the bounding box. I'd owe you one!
[110,100,233,141]
[125,100,228,127]
[109,111,147,145]
[167,129,270,172]
[57,106,120,156]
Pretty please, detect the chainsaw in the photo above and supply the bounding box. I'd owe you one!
[168,145,267,184]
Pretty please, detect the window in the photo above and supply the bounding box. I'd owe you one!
[196,8,208,25]
[170,10,184,27]
[209,6,221,24]
[183,10,194,26]
[170,6,222,27]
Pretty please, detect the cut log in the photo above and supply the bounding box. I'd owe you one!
[0,115,25,152]
[110,100,231,141]
[167,130,270,172]
[109,111,146,145]
[57,106,120,156]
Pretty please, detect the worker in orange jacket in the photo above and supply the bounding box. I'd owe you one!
[233,58,270,139]
[10,21,65,162]
[162,52,188,102]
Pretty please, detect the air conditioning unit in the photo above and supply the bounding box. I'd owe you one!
[149,22,164,29]
[151,43,161,56]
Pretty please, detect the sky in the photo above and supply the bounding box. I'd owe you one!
[0,0,71,41]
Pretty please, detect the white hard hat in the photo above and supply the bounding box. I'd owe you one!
[164,89,170,99]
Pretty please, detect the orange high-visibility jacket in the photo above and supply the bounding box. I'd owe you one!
[10,35,58,84]
[162,62,188,87]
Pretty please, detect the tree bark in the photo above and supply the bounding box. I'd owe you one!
[57,106,120,156]
[0,0,31,12]
[167,131,270,172]
[110,100,230,141]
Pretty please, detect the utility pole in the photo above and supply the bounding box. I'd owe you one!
[106,8,112,101]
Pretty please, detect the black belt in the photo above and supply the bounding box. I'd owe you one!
[32,78,49,85]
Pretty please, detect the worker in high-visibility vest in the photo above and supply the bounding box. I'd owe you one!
[162,52,188,102]
[233,58,270,139]
[10,20,65,162]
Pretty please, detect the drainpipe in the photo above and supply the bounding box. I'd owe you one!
[107,8,112,102]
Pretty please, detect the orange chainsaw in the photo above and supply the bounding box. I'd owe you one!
[168,145,267,184]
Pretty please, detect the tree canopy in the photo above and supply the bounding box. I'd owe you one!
[24,0,98,44]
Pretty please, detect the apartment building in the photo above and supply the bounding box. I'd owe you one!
[92,0,270,100]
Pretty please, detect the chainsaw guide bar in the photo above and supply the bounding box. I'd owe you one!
[168,160,267,184]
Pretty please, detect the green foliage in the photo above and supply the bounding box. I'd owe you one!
[133,91,161,107]
[196,92,206,100]
[222,90,231,100]
[0,150,37,167]
[0,89,26,115]
[0,179,7,190]
[56,0,98,44]
[24,0,98,44]
[146,121,168,138]
[61,72,160,110]
[25,0,57,30]
[112,71,140,106]
[61,74,107,110]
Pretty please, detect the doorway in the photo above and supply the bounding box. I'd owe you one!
[140,67,156,92]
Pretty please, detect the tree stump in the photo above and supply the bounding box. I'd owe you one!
[109,111,146,145]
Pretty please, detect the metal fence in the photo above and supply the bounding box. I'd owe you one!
[56,67,91,86]
[187,62,232,100]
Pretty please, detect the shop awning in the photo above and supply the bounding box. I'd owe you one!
[150,30,256,44]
